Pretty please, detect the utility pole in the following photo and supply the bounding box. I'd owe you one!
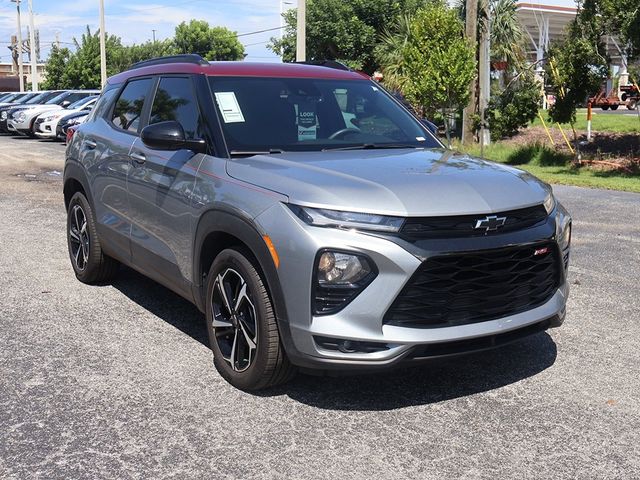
[296,0,306,62]
[27,0,38,91]
[11,0,24,92]
[461,0,478,144]
[99,0,107,88]
[479,0,491,151]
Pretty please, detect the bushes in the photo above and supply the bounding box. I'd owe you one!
[486,72,541,140]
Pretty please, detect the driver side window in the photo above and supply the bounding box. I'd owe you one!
[111,78,153,133]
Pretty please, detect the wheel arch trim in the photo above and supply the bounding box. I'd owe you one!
[63,161,95,211]
[192,207,289,325]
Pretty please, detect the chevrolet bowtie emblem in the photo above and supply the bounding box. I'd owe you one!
[474,215,507,232]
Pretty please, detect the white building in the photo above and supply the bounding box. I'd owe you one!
[516,1,631,90]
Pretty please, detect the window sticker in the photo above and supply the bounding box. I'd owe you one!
[214,92,245,123]
[416,136,426,142]
[297,101,317,141]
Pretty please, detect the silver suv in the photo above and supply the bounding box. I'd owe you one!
[64,55,571,390]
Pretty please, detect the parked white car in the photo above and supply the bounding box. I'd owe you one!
[7,90,99,137]
[34,96,98,139]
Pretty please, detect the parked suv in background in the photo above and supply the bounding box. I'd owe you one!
[64,55,571,390]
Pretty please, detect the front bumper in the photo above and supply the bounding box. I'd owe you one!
[34,118,58,138]
[256,202,571,371]
[7,118,30,135]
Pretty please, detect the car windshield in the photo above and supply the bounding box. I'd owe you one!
[45,92,70,105]
[208,77,440,153]
[68,96,96,110]
[25,92,57,105]
[1,94,17,102]
[16,93,37,104]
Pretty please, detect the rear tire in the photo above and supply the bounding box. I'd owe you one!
[205,248,295,391]
[627,100,637,110]
[601,105,610,110]
[66,192,120,284]
[610,104,619,111]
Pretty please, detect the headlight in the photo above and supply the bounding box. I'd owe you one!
[1,111,6,120]
[543,191,556,214]
[43,115,57,122]
[317,251,372,286]
[15,112,26,123]
[290,205,404,232]
[313,250,377,315]
[558,222,571,250]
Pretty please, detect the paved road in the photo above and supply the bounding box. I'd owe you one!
[1,135,639,479]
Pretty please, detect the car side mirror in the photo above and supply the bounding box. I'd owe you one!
[61,100,71,108]
[141,120,207,153]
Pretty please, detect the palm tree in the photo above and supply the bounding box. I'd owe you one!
[374,13,414,91]
[490,0,526,69]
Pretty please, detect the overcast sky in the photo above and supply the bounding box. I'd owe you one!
[0,0,579,65]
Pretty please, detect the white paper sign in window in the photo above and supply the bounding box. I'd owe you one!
[214,92,245,123]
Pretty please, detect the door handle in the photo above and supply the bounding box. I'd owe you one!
[130,151,146,164]
[84,139,97,149]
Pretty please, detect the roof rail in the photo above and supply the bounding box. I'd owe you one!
[293,60,352,71]
[129,54,209,70]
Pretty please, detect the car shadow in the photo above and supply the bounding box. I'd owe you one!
[111,266,557,411]
[260,332,557,411]
[111,266,209,347]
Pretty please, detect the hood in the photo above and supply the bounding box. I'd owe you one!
[226,148,551,216]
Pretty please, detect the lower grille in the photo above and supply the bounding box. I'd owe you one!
[384,243,560,328]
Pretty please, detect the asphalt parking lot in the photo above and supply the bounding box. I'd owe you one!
[1,135,639,479]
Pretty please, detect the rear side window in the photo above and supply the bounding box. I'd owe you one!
[112,78,153,132]
[149,77,201,140]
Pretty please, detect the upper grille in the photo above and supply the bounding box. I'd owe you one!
[400,205,548,239]
[384,243,560,328]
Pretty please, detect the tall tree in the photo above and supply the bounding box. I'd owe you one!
[490,0,525,67]
[42,45,71,89]
[269,0,428,74]
[174,20,244,60]
[402,1,476,145]
[62,26,124,89]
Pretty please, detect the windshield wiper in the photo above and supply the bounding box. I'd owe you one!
[229,149,285,157]
[322,144,422,152]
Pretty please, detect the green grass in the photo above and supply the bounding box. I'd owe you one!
[457,142,640,193]
[532,108,640,134]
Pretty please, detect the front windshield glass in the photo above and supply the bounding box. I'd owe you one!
[208,77,440,152]
[46,92,69,105]
[1,94,17,103]
[17,93,38,104]
[25,92,54,104]
[68,96,96,110]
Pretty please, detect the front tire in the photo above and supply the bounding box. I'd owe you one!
[66,192,119,284]
[205,248,295,390]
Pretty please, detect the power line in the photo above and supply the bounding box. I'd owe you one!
[237,26,283,37]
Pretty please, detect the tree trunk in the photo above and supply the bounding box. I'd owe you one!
[461,0,478,144]
[443,107,452,148]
